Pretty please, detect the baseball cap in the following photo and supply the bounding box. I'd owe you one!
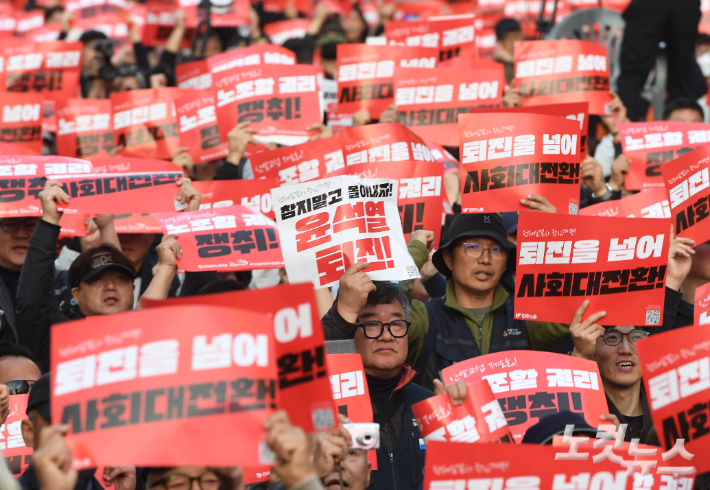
[26,373,50,420]
[68,246,137,288]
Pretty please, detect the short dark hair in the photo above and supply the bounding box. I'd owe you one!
[79,30,108,46]
[196,279,248,295]
[663,98,704,121]
[44,6,64,22]
[363,282,412,321]
[0,342,37,364]
[68,244,135,288]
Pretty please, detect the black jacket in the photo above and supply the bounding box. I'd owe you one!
[660,287,694,333]
[19,465,102,490]
[605,388,655,445]
[0,274,20,343]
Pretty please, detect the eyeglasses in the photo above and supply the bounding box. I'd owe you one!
[458,242,507,261]
[0,220,39,234]
[6,380,33,395]
[600,330,649,346]
[150,472,221,490]
[357,320,410,339]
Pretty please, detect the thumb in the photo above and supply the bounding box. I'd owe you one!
[433,379,445,396]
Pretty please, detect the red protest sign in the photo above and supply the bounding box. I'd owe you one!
[384,16,476,62]
[2,394,32,476]
[89,157,178,174]
[393,66,504,146]
[175,92,228,164]
[458,112,582,214]
[214,64,321,146]
[335,44,438,117]
[339,122,435,166]
[262,19,309,45]
[65,14,130,50]
[250,136,344,185]
[113,213,162,234]
[193,178,278,221]
[515,212,669,326]
[661,145,710,245]
[54,171,185,215]
[141,2,190,49]
[176,59,211,90]
[50,305,277,468]
[413,379,513,444]
[470,102,590,155]
[581,187,671,219]
[618,121,710,190]
[56,99,114,159]
[140,284,337,433]
[324,161,445,247]
[0,41,82,101]
[638,325,710,472]
[514,40,613,115]
[427,142,459,174]
[441,351,608,443]
[58,214,91,238]
[65,0,128,19]
[153,205,283,272]
[0,92,43,155]
[207,44,296,75]
[110,88,190,160]
[696,282,710,326]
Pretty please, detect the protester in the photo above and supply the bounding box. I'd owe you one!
[0,342,41,386]
[494,18,523,83]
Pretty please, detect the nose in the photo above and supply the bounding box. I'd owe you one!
[103,277,118,290]
[191,480,201,490]
[379,324,395,342]
[618,335,634,354]
[478,249,492,264]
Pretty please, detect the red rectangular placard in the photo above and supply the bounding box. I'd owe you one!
[250,136,344,185]
[175,91,228,164]
[580,187,670,219]
[338,122,434,166]
[193,178,278,221]
[56,99,114,159]
[0,92,44,155]
[384,16,476,62]
[696,282,710,326]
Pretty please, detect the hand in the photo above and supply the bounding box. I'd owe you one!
[307,123,334,141]
[227,122,258,165]
[502,86,522,108]
[433,379,467,406]
[312,1,332,21]
[600,91,628,135]
[580,156,607,196]
[79,218,100,251]
[520,194,556,213]
[609,154,630,192]
[377,1,396,21]
[173,147,195,178]
[174,8,186,28]
[666,224,695,291]
[600,414,620,432]
[378,104,399,124]
[284,2,299,18]
[312,425,351,479]
[32,425,78,490]
[94,214,114,229]
[265,411,315,489]
[420,248,437,281]
[39,180,69,225]
[60,10,74,32]
[104,466,137,490]
[177,178,201,211]
[337,262,376,323]
[352,109,372,127]
[408,230,435,252]
[156,234,182,269]
[0,384,8,426]
[569,300,606,360]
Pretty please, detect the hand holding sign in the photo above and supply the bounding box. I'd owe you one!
[0,383,8,425]
[39,180,70,226]
[227,122,258,165]
[102,466,137,490]
[337,263,377,324]
[176,177,202,211]
[666,224,696,291]
[265,410,315,489]
[520,194,557,213]
[32,425,77,490]
[433,379,468,406]
[569,299,607,360]
[580,156,608,198]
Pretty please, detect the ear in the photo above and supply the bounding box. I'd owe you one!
[21,419,33,449]
[443,247,453,271]
[71,286,80,304]
[365,462,372,487]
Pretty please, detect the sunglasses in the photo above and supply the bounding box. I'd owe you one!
[6,380,33,395]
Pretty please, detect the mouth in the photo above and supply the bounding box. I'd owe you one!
[376,347,396,353]
[325,478,348,488]
[103,296,119,306]
[616,361,635,371]
[473,270,493,281]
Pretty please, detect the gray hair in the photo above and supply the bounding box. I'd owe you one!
[366,281,412,321]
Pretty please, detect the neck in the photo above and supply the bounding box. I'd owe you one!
[603,378,643,417]
[321,59,337,77]
[365,366,401,379]
[452,281,496,309]
[680,274,708,303]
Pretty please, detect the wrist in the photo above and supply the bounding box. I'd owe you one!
[226,151,243,166]
[592,183,612,198]
[571,348,593,360]
[42,214,61,226]
[666,278,683,291]
[335,302,359,324]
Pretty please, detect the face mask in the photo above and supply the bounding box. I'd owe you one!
[320,42,339,61]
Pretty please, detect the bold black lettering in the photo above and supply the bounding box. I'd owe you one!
[517,274,536,298]
[61,404,82,433]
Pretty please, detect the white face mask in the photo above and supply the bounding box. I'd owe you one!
[698,52,710,78]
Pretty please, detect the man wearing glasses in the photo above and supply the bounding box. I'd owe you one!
[0,217,39,344]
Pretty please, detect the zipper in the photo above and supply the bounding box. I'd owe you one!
[389,452,397,490]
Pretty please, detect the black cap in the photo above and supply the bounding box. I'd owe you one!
[521,411,598,444]
[495,18,521,40]
[26,373,50,420]
[432,213,516,279]
[69,250,137,288]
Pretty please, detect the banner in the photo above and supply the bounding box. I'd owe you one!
[176,59,211,90]
[113,213,162,234]
[214,64,321,146]
[441,351,608,443]
[271,175,419,288]
[458,112,582,214]
[1,394,32,476]
[393,66,504,146]
[338,123,435,166]
[250,136,344,185]
[193,178,279,221]
[336,44,438,117]
[89,157,178,174]
[618,121,710,190]
[324,161,445,247]
[56,99,114,159]
[515,212,669,326]
[0,92,43,155]
[50,305,277,468]
[470,102,590,155]
[0,156,93,216]
[53,171,186,215]
[153,205,283,272]
[262,19,309,45]
[140,283,337,433]
[660,145,710,245]
[696,282,710,326]
[384,16,476,61]
[413,379,513,444]
[638,325,710,472]
[110,88,190,160]
[0,40,82,101]
[581,187,671,219]
[514,40,613,115]
[175,91,228,163]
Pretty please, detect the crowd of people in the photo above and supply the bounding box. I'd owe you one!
[0,0,708,488]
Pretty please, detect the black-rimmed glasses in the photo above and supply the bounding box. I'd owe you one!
[357,320,410,339]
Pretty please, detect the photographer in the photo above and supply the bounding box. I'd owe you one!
[78,31,115,99]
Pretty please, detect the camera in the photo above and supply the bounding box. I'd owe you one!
[93,39,119,82]
[343,423,380,450]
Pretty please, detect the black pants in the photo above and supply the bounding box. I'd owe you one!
[617,0,701,121]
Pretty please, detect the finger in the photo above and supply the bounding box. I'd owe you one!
[306,123,325,131]
[235,121,251,130]
[345,262,370,275]
[336,425,352,446]
[520,199,540,209]
[571,300,590,327]
[264,410,290,430]
[433,379,445,396]
[674,237,696,247]
[581,310,607,327]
